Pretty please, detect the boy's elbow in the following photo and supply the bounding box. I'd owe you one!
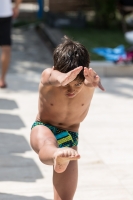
[40,69,52,86]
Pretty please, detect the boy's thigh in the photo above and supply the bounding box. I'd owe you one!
[53,158,78,200]
[30,125,57,153]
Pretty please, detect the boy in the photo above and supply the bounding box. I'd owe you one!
[30,36,104,200]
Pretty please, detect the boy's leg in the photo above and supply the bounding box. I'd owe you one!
[53,148,78,200]
[30,126,80,172]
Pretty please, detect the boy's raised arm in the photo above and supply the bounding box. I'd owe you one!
[41,66,83,87]
[84,67,105,91]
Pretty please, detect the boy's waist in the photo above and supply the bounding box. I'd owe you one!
[35,116,79,132]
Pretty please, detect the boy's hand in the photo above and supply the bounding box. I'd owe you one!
[84,67,105,91]
[59,66,83,86]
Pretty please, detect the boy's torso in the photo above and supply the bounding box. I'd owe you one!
[36,82,94,132]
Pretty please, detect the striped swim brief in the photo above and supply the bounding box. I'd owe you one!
[31,121,78,148]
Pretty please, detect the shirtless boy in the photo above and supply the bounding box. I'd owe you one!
[30,36,104,200]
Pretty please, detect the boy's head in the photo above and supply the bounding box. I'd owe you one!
[53,36,90,81]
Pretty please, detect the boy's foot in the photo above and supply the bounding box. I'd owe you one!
[54,147,80,173]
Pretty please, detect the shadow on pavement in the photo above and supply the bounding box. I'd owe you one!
[0,99,18,110]
[0,132,43,182]
[0,193,52,200]
[10,27,53,75]
[0,113,25,129]
[6,74,40,93]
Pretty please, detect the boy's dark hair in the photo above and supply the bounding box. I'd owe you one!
[53,36,90,81]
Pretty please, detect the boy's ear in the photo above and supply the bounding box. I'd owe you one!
[52,66,55,69]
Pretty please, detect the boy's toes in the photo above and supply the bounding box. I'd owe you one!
[54,148,80,173]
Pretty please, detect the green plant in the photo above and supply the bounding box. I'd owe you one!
[89,0,118,28]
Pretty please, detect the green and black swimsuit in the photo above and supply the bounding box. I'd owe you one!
[31,121,78,148]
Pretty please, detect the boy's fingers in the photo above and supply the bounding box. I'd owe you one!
[77,66,83,70]
[95,76,105,91]
[84,70,88,76]
[85,68,105,91]
[74,66,83,75]
[84,67,90,76]
[73,66,82,72]
[89,68,96,73]
[78,66,83,71]
[98,81,105,91]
